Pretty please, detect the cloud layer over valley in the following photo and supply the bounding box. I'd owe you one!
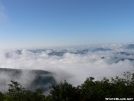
[0,44,134,92]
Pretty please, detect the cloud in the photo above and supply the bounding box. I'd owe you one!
[0,70,35,92]
[0,1,7,21]
[0,44,134,92]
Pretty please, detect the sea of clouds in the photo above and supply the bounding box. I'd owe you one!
[0,43,134,92]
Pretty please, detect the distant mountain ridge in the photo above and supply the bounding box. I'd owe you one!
[127,44,134,49]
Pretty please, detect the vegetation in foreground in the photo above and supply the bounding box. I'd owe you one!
[0,72,134,101]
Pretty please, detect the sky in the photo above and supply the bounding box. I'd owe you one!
[0,0,134,49]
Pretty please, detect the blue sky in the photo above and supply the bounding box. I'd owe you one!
[0,0,134,49]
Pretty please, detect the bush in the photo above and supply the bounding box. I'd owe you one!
[0,72,134,101]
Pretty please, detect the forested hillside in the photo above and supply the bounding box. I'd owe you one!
[0,68,56,92]
[0,72,134,101]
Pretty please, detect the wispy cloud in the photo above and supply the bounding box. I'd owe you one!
[0,1,7,21]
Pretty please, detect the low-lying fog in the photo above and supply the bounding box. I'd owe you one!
[0,44,134,92]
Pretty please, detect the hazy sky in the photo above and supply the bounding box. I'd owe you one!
[0,0,134,48]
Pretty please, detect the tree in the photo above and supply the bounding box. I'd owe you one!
[5,80,46,101]
[0,71,134,101]
[80,72,134,101]
[0,91,5,101]
[47,80,81,101]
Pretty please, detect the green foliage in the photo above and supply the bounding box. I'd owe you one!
[0,72,134,101]
[0,92,5,101]
[4,80,46,101]
[47,80,81,101]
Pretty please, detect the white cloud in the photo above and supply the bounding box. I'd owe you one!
[0,45,134,89]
